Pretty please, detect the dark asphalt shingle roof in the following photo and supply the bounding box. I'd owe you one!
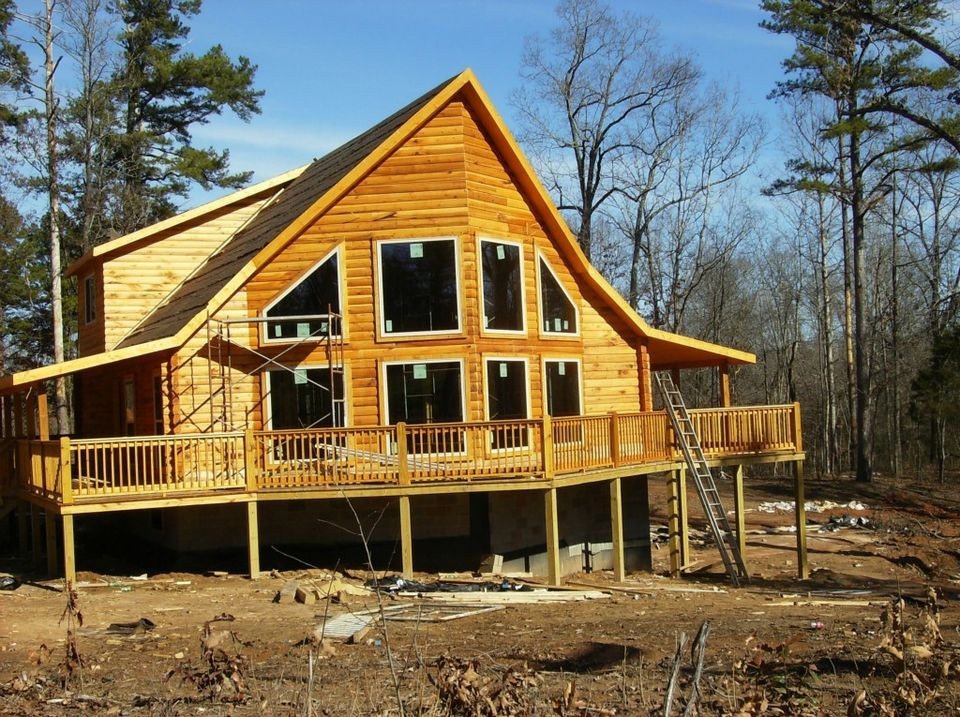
[117,75,456,349]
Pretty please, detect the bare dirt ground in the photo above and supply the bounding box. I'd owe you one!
[2,473,960,716]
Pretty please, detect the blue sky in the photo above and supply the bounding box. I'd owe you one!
[181,0,793,205]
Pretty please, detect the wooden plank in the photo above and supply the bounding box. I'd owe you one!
[247,502,260,579]
[666,470,681,578]
[62,514,76,585]
[732,464,746,560]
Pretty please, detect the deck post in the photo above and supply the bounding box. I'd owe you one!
[609,412,621,467]
[396,423,410,485]
[666,471,681,577]
[243,430,258,492]
[544,487,561,585]
[45,509,58,576]
[398,495,413,578]
[542,415,554,478]
[791,402,803,452]
[793,460,809,579]
[36,393,49,441]
[609,478,625,582]
[62,514,76,585]
[246,501,260,579]
[732,464,746,560]
[13,393,24,438]
[718,362,732,407]
[59,437,72,505]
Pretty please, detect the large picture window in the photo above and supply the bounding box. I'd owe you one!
[264,249,341,342]
[379,239,459,335]
[544,359,581,417]
[539,257,578,335]
[485,358,529,449]
[385,360,464,453]
[480,238,524,332]
[267,367,345,430]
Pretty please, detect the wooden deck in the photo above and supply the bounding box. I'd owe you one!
[8,404,803,513]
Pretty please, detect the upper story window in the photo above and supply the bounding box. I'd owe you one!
[544,359,582,417]
[479,238,524,333]
[538,256,578,336]
[378,238,460,336]
[83,275,96,324]
[264,248,341,342]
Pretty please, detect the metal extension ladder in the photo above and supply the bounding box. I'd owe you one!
[655,371,748,586]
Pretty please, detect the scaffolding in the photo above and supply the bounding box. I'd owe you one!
[205,307,345,433]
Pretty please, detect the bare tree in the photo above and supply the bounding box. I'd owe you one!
[512,0,696,261]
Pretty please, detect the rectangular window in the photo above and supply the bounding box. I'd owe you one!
[83,275,96,324]
[480,239,524,332]
[267,367,345,430]
[379,238,459,335]
[264,248,341,342]
[485,358,529,449]
[385,360,464,453]
[539,257,578,335]
[544,360,581,417]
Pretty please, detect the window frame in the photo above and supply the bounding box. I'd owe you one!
[380,357,468,456]
[83,274,96,325]
[375,236,463,340]
[542,357,584,418]
[260,245,346,346]
[536,252,580,339]
[477,236,526,336]
[482,355,532,453]
[262,362,350,432]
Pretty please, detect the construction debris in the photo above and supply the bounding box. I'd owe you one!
[757,499,868,513]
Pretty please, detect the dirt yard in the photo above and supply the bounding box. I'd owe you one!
[2,473,960,716]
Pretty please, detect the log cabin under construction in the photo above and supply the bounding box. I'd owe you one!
[0,70,808,585]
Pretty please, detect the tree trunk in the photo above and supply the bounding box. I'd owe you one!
[836,129,856,474]
[849,123,871,483]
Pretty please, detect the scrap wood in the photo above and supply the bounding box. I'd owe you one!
[376,602,504,622]
[565,580,652,596]
[403,589,609,603]
[767,599,885,607]
[515,577,609,592]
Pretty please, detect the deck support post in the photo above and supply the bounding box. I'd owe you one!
[609,478,625,582]
[732,464,746,560]
[793,460,809,579]
[30,504,42,567]
[544,487,561,586]
[36,393,49,441]
[62,514,75,585]
[45,509,57,576]
[666,471,681,577]
[399,495,413,578]
[246,502,260,580]
[677,467,689,567]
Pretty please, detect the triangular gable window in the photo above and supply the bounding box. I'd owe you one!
[264,249,341,342]
[539,257,578,335]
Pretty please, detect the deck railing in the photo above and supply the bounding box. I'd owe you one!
[13,404,802,505]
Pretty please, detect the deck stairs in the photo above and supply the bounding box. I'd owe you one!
[655,371,748,586]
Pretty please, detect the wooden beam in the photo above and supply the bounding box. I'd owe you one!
[25,394,36,439]
[399,495,413,578]
[45,510,58,576]
[732,465,746,560]
[544,487,561,586]
[62,514,76,585]
[793,460,809,579]
[246,502,260,580]
[609,478,625,582]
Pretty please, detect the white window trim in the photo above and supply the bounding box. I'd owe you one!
[260,245,346,345]
[380,357,468,457]
[376,236,462,339]
[83,274,96,325]
[483,355,532,454]
[477,236,527,335]
[542,357,584,418]
[536,251,581,338]
[263,362,350,432]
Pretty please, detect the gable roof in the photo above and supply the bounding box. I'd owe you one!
[116,74,460,349]
[0,70,753,394]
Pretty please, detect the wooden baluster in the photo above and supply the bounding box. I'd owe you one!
[396,422,409,486]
